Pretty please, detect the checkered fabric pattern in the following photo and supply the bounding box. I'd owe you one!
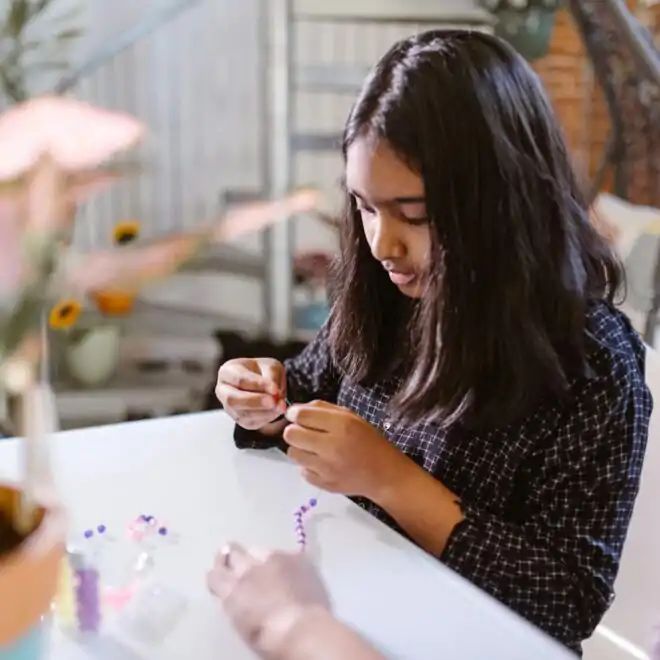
[234,300,652,654]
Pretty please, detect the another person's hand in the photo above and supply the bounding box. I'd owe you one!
[215,358,287,430]
[208,543,331,658]
[284,401,410,501]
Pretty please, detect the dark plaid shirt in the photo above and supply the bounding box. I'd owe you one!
[234,300,652,653]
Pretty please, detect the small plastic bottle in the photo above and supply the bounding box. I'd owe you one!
[72,550,102,634]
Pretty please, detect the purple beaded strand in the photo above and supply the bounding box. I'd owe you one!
[294,498,318,550]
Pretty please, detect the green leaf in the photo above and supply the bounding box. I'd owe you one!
[67,326,94,346]
[30,0,52,18]
[56,28,82,41]
[25,60,70,71]
[32,0,54,16]
[0,65,26,103]
[0,236,59,356]
[0,289,46,356]
[7,0,29,38]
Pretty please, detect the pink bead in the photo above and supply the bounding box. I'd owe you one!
[104,586,135,610]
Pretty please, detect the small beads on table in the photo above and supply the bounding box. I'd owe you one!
[83,525,108,539]
[294,498,318,550]
[127,515,175,543]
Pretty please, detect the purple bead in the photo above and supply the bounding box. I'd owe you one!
[309,498,317,507]
[97,525,106,534]
[158,527,168,536]
[300,505,308,513]
[83,529,94,539]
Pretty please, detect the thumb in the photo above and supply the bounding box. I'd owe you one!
[258,359,286,398]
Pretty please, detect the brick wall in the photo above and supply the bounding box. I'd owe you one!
[532,3,657,202]
[532,8,611,196]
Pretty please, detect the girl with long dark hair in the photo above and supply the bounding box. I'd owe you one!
[215,30,652,654]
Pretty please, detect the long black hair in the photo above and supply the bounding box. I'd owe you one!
[328,30,623,429]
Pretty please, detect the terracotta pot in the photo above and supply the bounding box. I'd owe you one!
[0,482,66,655]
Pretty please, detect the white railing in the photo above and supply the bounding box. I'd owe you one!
[67,0,266,253]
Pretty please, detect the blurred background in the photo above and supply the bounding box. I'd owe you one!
[3,0,659,431]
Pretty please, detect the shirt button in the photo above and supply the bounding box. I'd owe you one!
[383,421,392,430]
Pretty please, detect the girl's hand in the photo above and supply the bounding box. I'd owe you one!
[215,358,287,430]
[283,401,409,501]
[208,544,331,658]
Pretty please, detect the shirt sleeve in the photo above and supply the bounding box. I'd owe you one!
[440,361,651,649]
[234,321,341,450]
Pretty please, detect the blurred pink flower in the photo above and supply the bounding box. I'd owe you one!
[67,188,323,294]
[210,188,322,243]
[0,95,144,182]
[0,95,145,300]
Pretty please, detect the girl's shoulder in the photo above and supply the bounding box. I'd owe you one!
[583,299,647,386]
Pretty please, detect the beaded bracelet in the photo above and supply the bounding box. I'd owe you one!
[294,497,318,551]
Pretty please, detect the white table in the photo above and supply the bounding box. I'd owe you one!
[0,412,575,660]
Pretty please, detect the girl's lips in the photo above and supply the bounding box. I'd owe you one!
[388,271,417,285]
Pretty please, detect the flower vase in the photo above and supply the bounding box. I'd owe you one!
[65,325,120,387]
[0,483,66,659]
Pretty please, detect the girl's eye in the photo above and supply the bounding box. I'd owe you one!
[402,215,429,226]
[399,202,428,225]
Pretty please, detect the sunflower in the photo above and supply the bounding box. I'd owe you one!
[49,300,82,330]
[112,220,140,246]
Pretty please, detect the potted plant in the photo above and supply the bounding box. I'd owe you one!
[0,93,321,658]
[479,0,560,62]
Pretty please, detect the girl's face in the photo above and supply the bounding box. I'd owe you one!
[345,137,431,299]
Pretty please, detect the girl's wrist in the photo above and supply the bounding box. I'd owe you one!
[368,448,418,508]
[258,604,331,660]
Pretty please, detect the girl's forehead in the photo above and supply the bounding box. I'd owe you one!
[345,138,424,201]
